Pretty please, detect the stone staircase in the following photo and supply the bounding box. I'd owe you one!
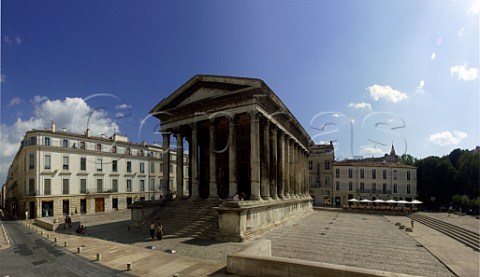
[148,198,222,240]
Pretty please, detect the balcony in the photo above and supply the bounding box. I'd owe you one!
[357,189,391,194]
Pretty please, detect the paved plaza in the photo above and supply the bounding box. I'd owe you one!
[2,209,479,276]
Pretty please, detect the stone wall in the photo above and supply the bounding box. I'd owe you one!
[129,200,163,229]
[227,239,419,277]
[216,198,313,241]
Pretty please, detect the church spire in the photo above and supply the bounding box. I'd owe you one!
[390,144,396,156]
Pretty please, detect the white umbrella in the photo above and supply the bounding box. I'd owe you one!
[360,199,372,203]
[397,200,409,205]
[348,198,359,202]
[410,199,423,204]
[373,199,385,203]
[385,199,397,204]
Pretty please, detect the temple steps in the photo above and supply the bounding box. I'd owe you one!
[148,198,221,240]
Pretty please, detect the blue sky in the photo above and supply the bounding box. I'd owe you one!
[1,0,479,183]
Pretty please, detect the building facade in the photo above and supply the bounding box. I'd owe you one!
[332,146,417,206]
[308,143,334,206]
[150,75,314,241]
[3,122,188,219]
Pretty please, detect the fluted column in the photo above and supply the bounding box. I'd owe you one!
[270,127,278,199]
[249,111,261,201]
[297,146,302,197]
[278,131,285,199]
[176,133,184,199]
[292,143,298,198]
[261,120,271,200]
[208,119,218,199]
[304,151,309,196]
[162,132,170,195]
[190,123,200,199]
[285,136,291,198]
[228,116,237,199]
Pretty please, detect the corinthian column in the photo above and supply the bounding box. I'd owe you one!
[270,127,278,199]
[208,119,218,199]
[162,132,170,195]
[190,123,200,199]
[176,132,184,199]
[249,111,261,201]
[278,131,285,199]
[261,119,271,200]
[228,115,237,199]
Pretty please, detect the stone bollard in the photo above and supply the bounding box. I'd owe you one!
[64,241,68,247]
[405,227,413,232]
[127,262,132,271]
[96,253,102,261]
[399,225,405,230]
[41,230,44,236]
[395,222,401,226]
[77,247,81,253]
[54,237,58,243]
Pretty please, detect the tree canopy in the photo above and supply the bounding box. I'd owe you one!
[414,148,479,209]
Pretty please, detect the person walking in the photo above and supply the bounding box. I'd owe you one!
[156,224,163,240]
[149,222,155,240]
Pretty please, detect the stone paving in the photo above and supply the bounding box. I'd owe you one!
[4,209,476,276]
[257,211,454,277]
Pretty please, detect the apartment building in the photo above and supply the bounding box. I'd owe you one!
[308,143,334,206]
[332,146,417,206]
[3,122,188,219]
[309,144,417,207]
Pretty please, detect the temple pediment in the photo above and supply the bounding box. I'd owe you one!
[150,75,261,112]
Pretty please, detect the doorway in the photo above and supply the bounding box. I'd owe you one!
[80,199,86,214]
[42,201,54,217]
[29,202,35,219]
[94,198,104,212]
[63,200,69,215]
[112,198,118,210]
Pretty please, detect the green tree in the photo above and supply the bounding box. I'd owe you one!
[401,153,416,165]
[457,151,479,198]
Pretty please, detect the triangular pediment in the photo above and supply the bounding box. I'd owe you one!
[150,75,262,113]
[176,87,229,107]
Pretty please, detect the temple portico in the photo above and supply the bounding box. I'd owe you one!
[150,75,313,241]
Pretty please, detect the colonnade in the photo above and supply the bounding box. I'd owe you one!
[161,110,310,201]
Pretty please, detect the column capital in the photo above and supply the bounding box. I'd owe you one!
[248,110,259,120]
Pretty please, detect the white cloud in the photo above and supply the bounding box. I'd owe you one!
[359,145,385,156]
[436,37,443,46]
[4,35,21,45]
[116,104,131,109]
[368,85,408,103]
[431,53,436,60]
[416,80,425,94]
[458,27,464,37]
[428,131,468,146]
[0,96,121,183]
[348,102,372,111]
[8,97,23,107]
[469,0,479,15]
[0,74,5,83]
[450,64,479,81]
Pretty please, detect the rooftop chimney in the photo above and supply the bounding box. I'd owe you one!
[85,128,91,138]
[51,121,56,132]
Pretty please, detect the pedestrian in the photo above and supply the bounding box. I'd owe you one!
[149,222,155,240]
[157,224,163,240]
[25,209,29,221]
[411,219,414,229]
